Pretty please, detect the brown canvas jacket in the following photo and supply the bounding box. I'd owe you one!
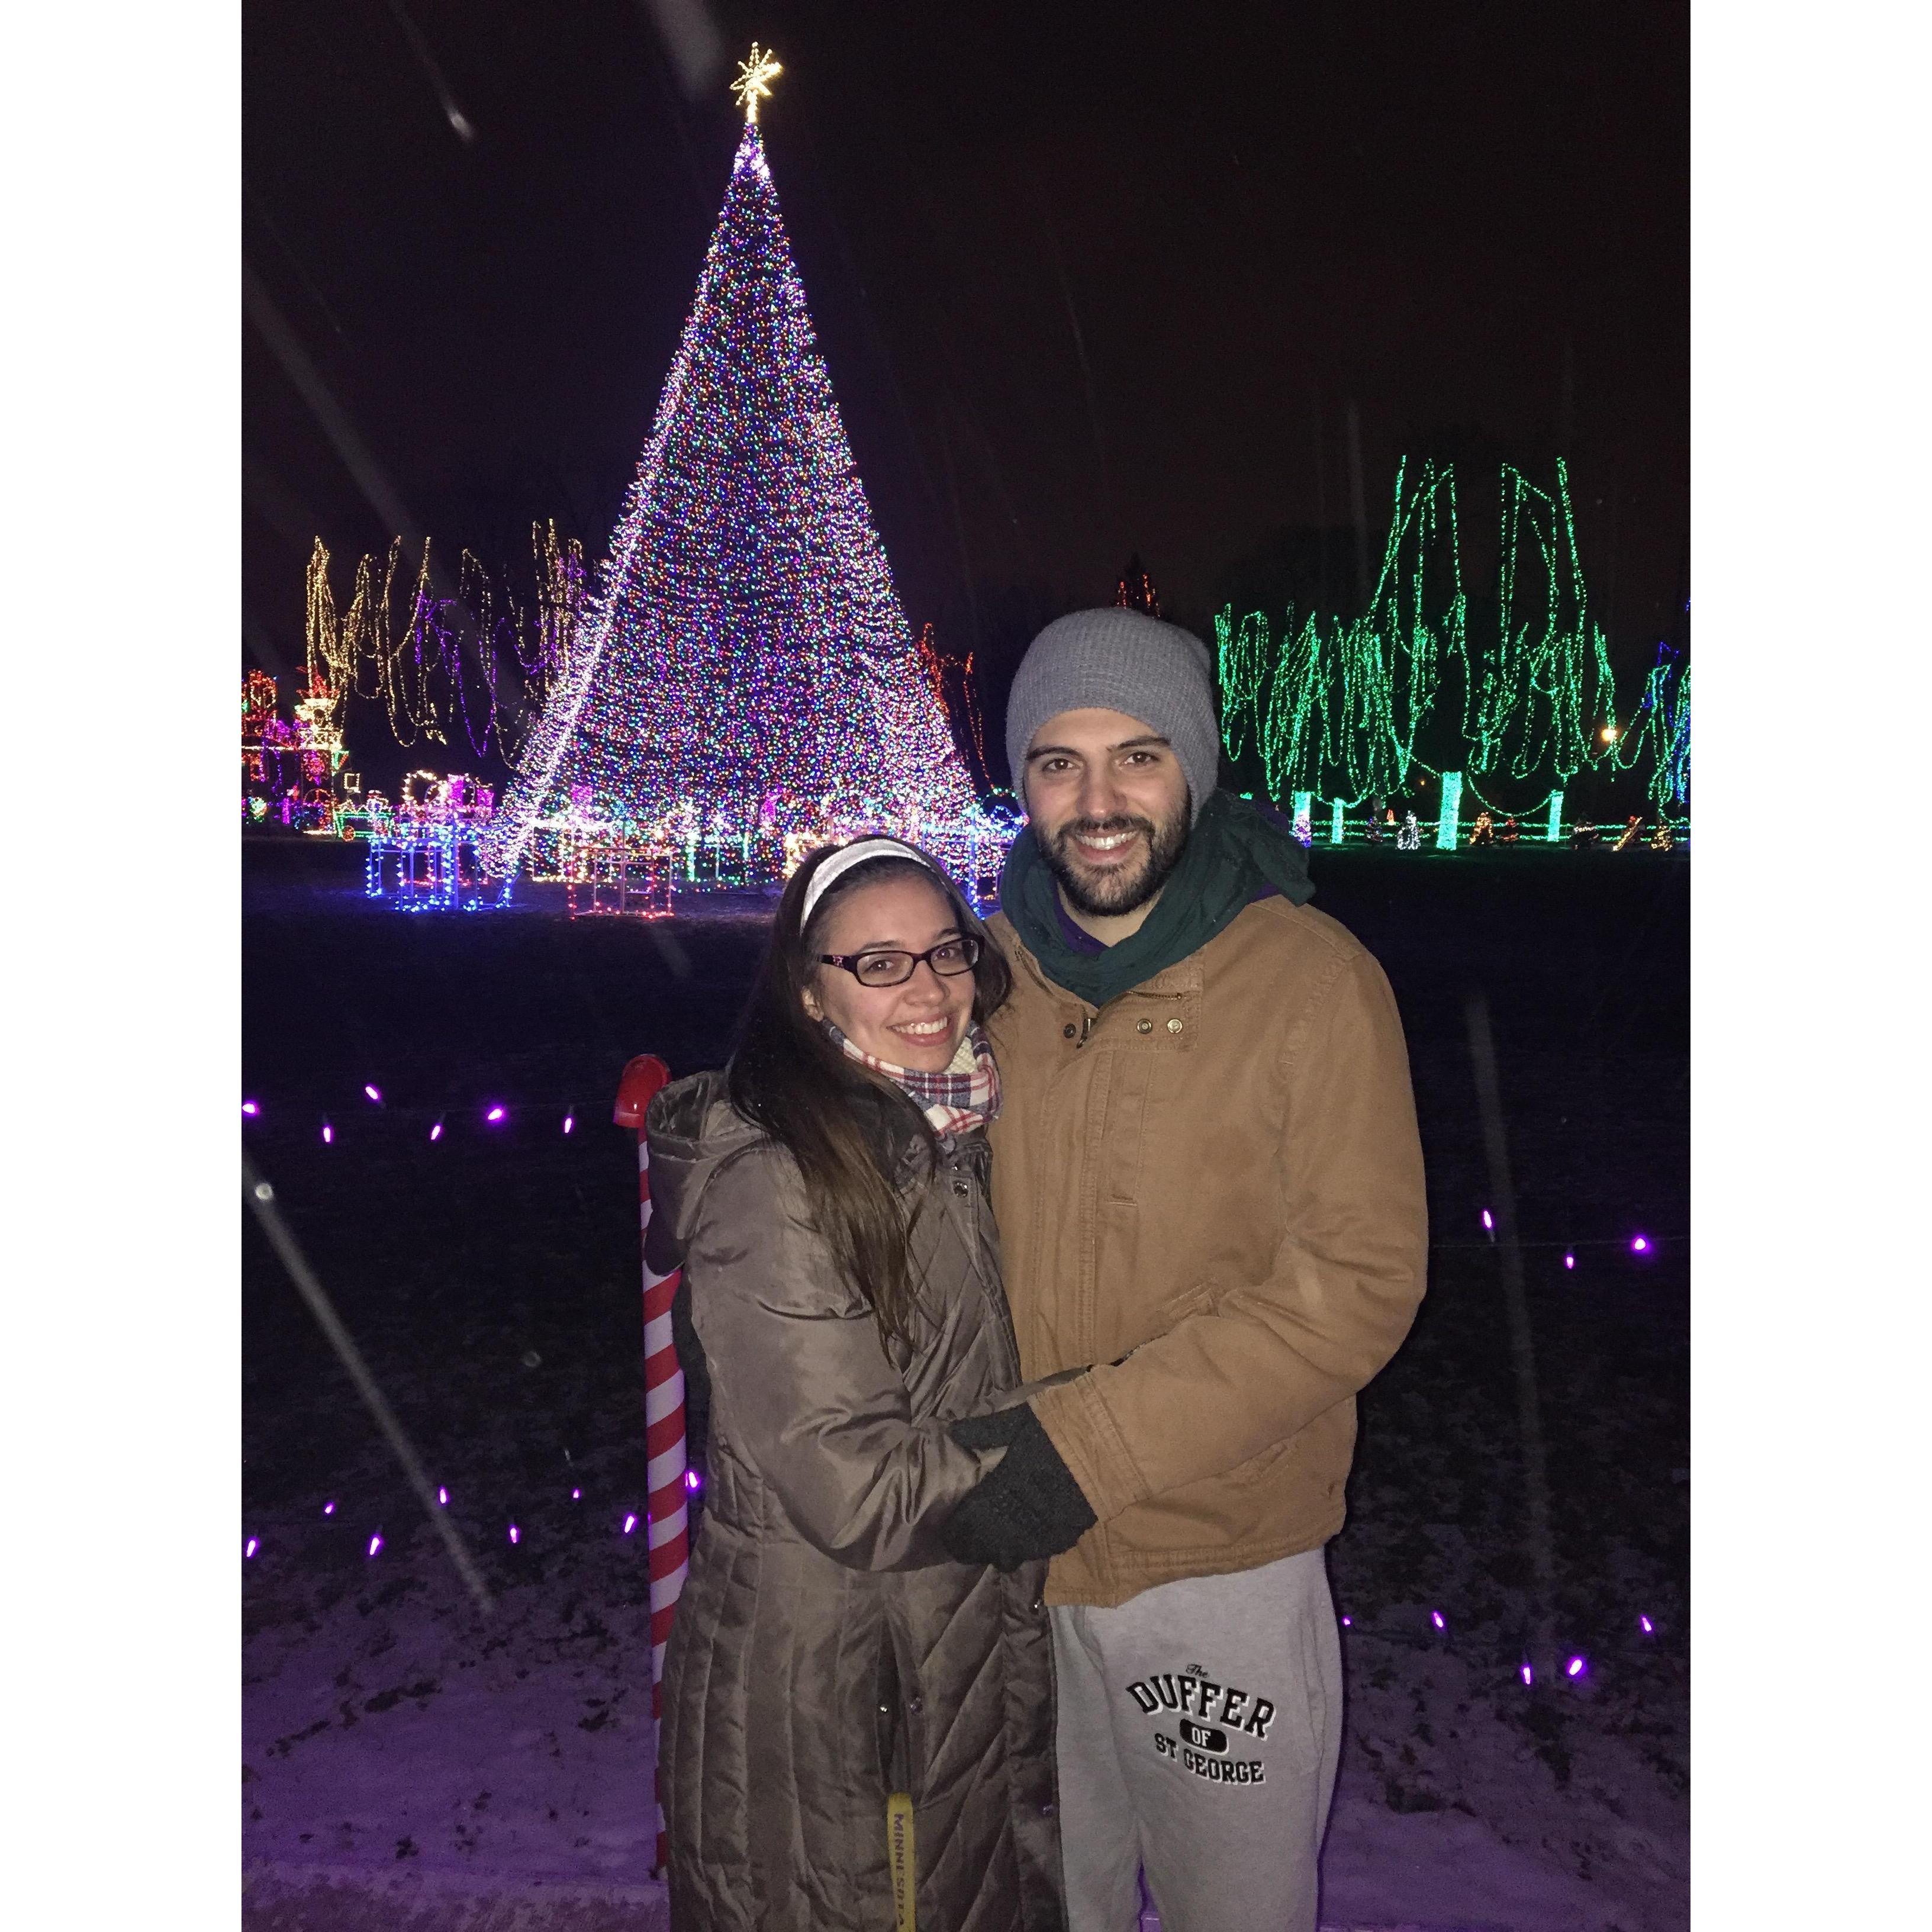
[986,896,1428,1608]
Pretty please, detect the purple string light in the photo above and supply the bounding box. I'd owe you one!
[242,1100,260,1117]
[430,1120,444,1142]
[562,1114,575,1135]
[1563,1251,1576,1270]
[1480,1209,1493,1232]
[321,1122,333,1145]
[259,1469,1673,1667]
[245,1538,259,1559]
[485,1106,506,1124]
[1630,1234,1650,1254]
[363,1084,382,1104]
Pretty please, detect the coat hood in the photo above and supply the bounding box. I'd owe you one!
[644,1070,764,1251]
[648,1066,936,1246]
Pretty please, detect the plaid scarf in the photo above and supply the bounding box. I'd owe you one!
[826,1022,1002,1142]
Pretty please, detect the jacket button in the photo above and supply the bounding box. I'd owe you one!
[952,1179,970,1196]
[1135,1019,1153,1034]
[1039,1802,1056,1818]
[1167,1017,1184,1033]
[1062,1023,1077,1039]
[907,1695,923,1714]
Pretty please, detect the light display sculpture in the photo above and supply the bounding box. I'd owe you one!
[485,56,998,892]
[1217,459,1689,831]
[363,771,511,913]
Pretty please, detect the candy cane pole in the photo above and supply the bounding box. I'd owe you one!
[614,1054,688,1878]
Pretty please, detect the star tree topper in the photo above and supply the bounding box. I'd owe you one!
[732,44,783,124]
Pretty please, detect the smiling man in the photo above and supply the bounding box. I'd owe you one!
[939,607,1429,1931]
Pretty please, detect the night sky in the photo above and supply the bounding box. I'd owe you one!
[243,1,1687,779]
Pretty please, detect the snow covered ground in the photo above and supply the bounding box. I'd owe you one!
[242,1500,1682,1930]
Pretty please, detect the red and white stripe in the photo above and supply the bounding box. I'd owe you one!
[639,1131,691,1684]
[615,1055,687,1879]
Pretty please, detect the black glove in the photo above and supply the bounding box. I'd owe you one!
[941,1406,1097,1572]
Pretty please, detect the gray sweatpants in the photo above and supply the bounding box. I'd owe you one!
[1050,1547,1343,1932]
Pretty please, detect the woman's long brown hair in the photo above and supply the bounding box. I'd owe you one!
[726,843,1011,1350]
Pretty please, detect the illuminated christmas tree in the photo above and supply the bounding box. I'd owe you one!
[488,48,990,883]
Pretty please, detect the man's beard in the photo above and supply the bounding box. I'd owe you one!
[1040,801,1192,919]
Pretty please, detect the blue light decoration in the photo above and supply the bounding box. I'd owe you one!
[364,775,514,913]
[1545,790,1565,842]
[483,65,1007,901]
[1435,772,1463,851]
[1329,798,1345,844]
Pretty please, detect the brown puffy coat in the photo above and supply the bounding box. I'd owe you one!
[986,898,1429,1609]
[646,1070,1064,1932]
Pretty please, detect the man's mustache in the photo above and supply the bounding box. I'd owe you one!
[1054,815,1157,848]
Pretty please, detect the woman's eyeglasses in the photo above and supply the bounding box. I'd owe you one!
[817,936,983,987]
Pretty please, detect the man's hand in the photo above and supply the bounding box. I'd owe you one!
[941,1405,1098,1572]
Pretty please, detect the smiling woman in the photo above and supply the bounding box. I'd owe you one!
[802,872,981,1070]
[635,837,1066,1931]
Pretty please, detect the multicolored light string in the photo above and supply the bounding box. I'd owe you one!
[484,92,999,889]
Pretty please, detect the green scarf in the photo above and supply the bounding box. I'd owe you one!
[999,790,1316,1007]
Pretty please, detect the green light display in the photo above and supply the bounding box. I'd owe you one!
[1435,772,1463,851]
[1215,460,1688,821]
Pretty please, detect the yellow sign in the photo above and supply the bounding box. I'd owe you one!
[886,1791,916,1932]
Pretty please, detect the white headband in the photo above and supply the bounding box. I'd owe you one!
[799,838,937,928]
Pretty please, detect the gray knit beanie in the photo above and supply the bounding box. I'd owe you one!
[1004,608,1220,824]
